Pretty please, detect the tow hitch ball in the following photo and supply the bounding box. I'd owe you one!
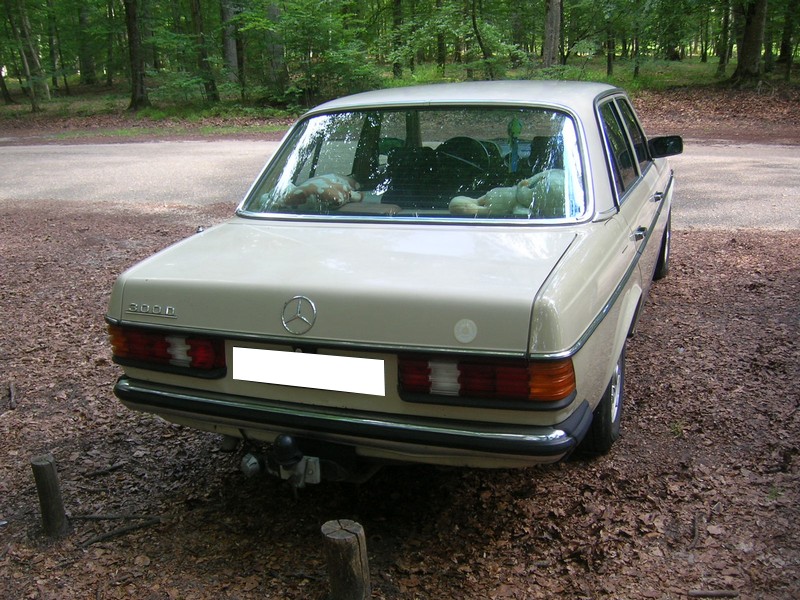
[240,434,321,489]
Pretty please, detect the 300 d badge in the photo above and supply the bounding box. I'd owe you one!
[126,303,177,318]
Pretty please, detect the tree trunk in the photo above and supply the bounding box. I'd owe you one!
[46,0,71,94]
[777,0,797,81]
[436,0,446,75]
[5,0,42,111]
[31,454,69,539]
[169,0,188,71]
[123,0,149,111]
[321,520,370,600]
[105,0,115,86]
[19,0,50,100]
[190,0,219,102]
[263,4,287,96]
[0,69,15,104]
[778,2,793,60]
[470,0,494,79]
[140,0,159,70]
[392,0,402,78]
[784,40,794,82]
[220,0,239,84]
[542,0,561,68]
[78,3,97,85]
[731,0,768,84]
[46,0,59,92]
[631,0,642,77]
[716,0,731,77]
[763,12,774,73]
[700,10,710,62]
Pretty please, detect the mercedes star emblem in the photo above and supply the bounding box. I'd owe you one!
[281,296,317,335]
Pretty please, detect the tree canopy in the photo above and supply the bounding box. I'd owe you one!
[1,0,798,112]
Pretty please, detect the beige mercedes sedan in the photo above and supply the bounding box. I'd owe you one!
[107,81,682,486]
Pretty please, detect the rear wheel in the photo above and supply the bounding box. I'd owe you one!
[580,346,625,455]
[653,213,671,280]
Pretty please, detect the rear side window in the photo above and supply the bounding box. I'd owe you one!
[599,102,637,196]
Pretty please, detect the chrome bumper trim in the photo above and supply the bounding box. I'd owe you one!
[114,377,592,458]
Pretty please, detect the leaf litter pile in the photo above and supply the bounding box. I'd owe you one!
[1,106,799,599]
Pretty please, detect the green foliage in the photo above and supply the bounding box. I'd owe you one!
[148,71,208,104]
[669,420,686,439]
[767,485,784,501]
[321,43,383,95]
[273,0,380,103]
[385,63,457,87]
[134,101,293,122]
[0,0,797,119]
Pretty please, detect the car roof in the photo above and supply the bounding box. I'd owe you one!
[308,80,622,115]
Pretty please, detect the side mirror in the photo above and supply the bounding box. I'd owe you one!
[648,135,683,158]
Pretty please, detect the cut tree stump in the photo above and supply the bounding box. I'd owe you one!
[321,519,370,600]
[30,454,69,538]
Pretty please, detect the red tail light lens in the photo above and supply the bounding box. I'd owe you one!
[398,355,575,404]
[187,338,224,369]
[109,325,226,377]
[397,357,432,393]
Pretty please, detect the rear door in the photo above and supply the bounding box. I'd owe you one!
[598,97,666,284]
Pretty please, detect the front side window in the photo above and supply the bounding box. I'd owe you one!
[617,99,650,173]
[240,107,587,221]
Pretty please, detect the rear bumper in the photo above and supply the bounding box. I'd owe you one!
[114,377,593,464]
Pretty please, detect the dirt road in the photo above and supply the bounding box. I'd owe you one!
[0,141,279,206]
[2,140,800,230]
[672,142,800,229]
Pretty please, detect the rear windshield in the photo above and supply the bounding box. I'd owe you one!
[240,107,586,221]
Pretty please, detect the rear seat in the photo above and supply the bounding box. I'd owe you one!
[383,146,440,208]
[528,135,564,173]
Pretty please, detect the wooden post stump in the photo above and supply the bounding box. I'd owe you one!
[30,454,69,538]
[321,519,370,600]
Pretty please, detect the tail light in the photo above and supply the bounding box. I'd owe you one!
[108,325,226,378]
[398,355,575,405]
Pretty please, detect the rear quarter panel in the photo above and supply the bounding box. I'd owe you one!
[531,214,640,412]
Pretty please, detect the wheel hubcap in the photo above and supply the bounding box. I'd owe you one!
[609,361,622,422]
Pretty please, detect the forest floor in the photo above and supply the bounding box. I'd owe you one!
[0,85,799,599]
[0,82,799,146]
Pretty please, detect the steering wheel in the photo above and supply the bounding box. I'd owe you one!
[436,136,491,174]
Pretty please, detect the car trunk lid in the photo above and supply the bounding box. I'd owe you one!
[108,218,576,355]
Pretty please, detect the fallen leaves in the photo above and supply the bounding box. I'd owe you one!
[634,84,800,144]
[0,195,799,598]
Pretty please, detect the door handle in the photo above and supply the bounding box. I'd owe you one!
[632,227,647,242]
[651,191,664,203]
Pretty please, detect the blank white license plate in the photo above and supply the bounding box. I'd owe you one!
[232,347,385,397]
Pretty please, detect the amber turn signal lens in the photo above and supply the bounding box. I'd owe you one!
[528,358,576,402]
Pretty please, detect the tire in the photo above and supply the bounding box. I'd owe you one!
[653,213,671,280]
[580,346,625,455]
